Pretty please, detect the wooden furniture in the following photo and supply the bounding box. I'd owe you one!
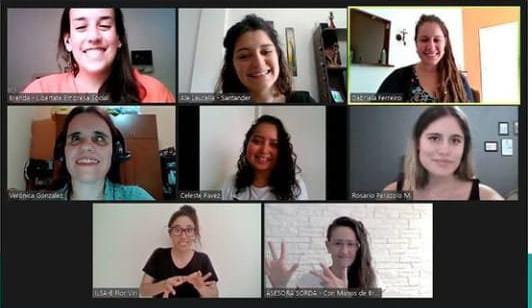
[313,25,347,103]
[349,8,392,67]
[30,113,164,200]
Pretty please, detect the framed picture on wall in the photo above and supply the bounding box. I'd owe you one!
[498,122,509,135]
[484,141,498,152]
[501,139,513,156]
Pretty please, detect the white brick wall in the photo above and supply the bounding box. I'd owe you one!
[264,203,432,298]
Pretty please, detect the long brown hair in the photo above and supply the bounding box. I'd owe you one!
[415,15,468,102]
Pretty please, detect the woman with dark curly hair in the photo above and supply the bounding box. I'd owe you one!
[377,14,474,102]
[216,14,315,103]
[221,115,308,200]
[266,216,378,289]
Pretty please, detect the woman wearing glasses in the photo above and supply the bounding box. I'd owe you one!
[265,216,378,289]
[140,205,219,298]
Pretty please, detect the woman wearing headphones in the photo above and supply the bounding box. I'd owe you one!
[50,106,153,200]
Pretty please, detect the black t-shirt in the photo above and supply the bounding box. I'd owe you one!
[142,248,218,298]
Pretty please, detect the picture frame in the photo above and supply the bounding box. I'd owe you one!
[498,122,509,135]
[501,138,513,156]
[484,141,498,152]
[285,27,298,76]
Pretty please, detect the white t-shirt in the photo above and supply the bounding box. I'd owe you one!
[296,271,384,295]
[221,175,309,200]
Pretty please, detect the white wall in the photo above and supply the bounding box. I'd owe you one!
[93,203,262,297]
[199,106,326,199]
[178,9,201,92]
[349,8,464,93]
[7,8,176,94]
[180,8,347,100]
[7,106,175,190]
[265,203,433,298]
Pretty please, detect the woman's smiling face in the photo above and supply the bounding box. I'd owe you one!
[64,8,122,77]
[64,112,113,184]
[232,30,280,96]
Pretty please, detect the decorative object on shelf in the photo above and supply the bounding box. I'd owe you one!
[313,26,347,103]
[330,89,344,103]
[484,141,498,152]
[329,11,336,29]
[324,42,341,66]
[285,27,298,76]
[378,47,387,64]
[498,122,509,135]
[396,29,408,46]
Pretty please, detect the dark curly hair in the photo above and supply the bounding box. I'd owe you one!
[235,115,301,200]
[326,216,377,289]
[215,14,292,97]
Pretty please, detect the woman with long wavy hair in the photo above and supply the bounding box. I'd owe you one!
[377,14,474,102]
[265,216,378,289]
[221,114,308,200]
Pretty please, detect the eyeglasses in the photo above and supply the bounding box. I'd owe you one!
[330,241,361,250]
[168,226,195,237]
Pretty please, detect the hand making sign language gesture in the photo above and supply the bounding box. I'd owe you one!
[264,241,299,287]
[161,271,217,298]
[310,263,348,288]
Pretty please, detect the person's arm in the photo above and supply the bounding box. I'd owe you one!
[139,273,185,297]
[479,184,504,201]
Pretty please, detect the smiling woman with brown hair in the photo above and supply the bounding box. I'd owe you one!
[216,14,315,103]
[140,205,219,298]
[377,15,474,102]
[51,106,153,200]
[383,107,503,200]
[24,8,174,103]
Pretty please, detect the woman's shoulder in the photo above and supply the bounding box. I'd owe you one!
[105,181,155,200]
[478,183,504,201]
[383,181,398,191]
[134,70,175,103]
[377,65,415,95]
[294,175,309,200]
[23,72,74,93]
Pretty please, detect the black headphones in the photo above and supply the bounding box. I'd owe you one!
[54,130,131,163]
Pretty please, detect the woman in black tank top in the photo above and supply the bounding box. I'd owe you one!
[383,107,503,201]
